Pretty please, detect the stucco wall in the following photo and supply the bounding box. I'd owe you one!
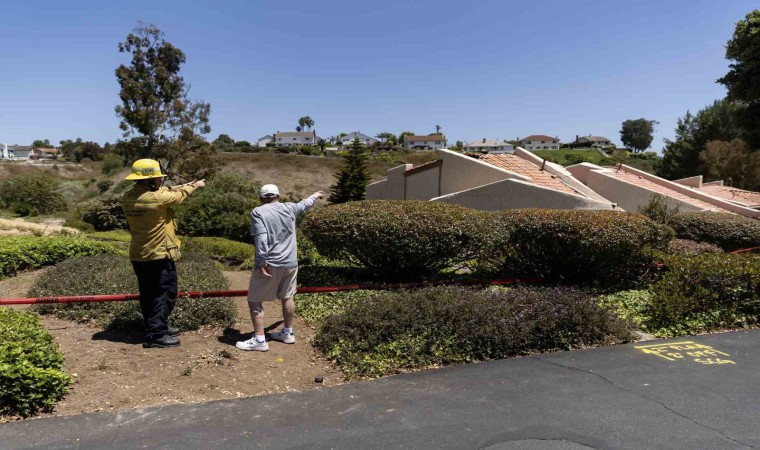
[583,170,703,213]
[405,166,440,200]
[432,179,615,211]
[437,149,528,195]
[366,180,387,199]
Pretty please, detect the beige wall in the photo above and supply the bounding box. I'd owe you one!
[366,164,412,200]
[673,175,703,188]
[432,179,616,211]
[437,149,529,195]
[405,166,440,200]
[582,170,703,213]
[366,180,387,199]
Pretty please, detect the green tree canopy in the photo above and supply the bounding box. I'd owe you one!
[718,10,760,147]
[398,131,414,146]
[328,138,370,204]
[620,118,658,152]
[114,23,215,179]
[32,139,51,148]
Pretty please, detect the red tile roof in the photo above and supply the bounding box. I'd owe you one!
[609,168,732,212]
[700,185,760,208]
[406,135,444,142]
[479,154,576,194]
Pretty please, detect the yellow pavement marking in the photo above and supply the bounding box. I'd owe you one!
[635,340,736,365]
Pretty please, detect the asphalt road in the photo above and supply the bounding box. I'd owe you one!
[2,330,758,449]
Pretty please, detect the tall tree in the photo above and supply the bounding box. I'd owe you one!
[298,116,314,131]
[700,139,760,190]
[376,132,397,146]
[398,131,414,147]
[717,10,760,148]
[658,99,741,180]
[296,126,303,132]
[620,118,658,152]
[328,138,370,204]
[32,139,51,148]
[435,124,442,134]
[114,23,213,178]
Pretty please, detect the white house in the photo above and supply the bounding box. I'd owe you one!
[575,135,612,148]
[464,139,514,154]
[273,131,319,147]
[404,135,446,150]
[1,144,33,160]
[340,132,379,147]
[518,135,560,150]
[256,135,273,147]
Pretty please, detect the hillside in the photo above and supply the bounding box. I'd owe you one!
[530,148,660,174]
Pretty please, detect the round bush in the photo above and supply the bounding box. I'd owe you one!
[666,239,723,256]
[0,174,67,216]
[315,286,634,378]
[647,253,760,336]
[301,200,490,281]
[669,212,760,252]
[77,195,128,231]
[0,307,72,417]
[30,253,236,331]
[484,210,673,285]
[175,172,262,243]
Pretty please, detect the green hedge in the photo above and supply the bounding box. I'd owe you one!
[315,286,634,378]
[645,253,760,336]
[77,195,128,231]
[666,239,722,256]
[31,253,236,331]
[0,236,122,279]
[0,308,72,417]
[484,210,673,285]
[183,236,253,267]
[0,174,68,216]
[302,201,489,281]
[669,212,760,252]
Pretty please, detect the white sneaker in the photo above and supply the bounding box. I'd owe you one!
[270,330,296,344]
[236,338,269,352]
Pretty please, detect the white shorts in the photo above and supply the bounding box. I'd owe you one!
[247,266,298,303]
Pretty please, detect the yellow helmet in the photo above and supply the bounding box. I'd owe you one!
[125,159,166,180]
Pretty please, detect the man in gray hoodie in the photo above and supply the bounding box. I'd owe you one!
[236,184,323,352]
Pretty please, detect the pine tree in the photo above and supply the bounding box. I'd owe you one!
[328,138,371,203]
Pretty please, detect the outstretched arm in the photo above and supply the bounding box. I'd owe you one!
[292,191,324,217]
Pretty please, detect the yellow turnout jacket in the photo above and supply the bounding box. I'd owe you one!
[121,184,198,262]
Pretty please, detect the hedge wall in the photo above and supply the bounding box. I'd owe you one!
[669,212,760,252]
[0,236,122,279]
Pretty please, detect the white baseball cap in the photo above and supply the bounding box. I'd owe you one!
[260,184,280,198]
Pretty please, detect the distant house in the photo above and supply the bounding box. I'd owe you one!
[464,139,514,154]
[31,147,59,160]
[273,131,319,147]
[340,132,379,147]
[1,144,33,160]
[256,135,273,147]
[404,135,446,150]
[518,135,560,150]
[575,135,612,148]
[366,148,615,211]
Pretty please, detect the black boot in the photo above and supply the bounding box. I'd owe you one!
[167,327,181,337]
[143,334,180,348]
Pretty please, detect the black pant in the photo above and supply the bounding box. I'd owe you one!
[131,259,178,340]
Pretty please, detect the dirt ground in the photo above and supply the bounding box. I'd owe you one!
[1,270,344,419]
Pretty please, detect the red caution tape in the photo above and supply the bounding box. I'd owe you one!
[0,279,532,306]
[729,246,760,254]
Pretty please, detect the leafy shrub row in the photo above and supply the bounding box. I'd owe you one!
[303,201,489,281]
[0,236,121,279]
[485,209,673,285]
[0,174,67,216]
[315,286,634,378]
[302,202,672,285]
[183,236,253,267]
[31,254,236,331]
[77,195,127,231]
[646,253,760,336]
[669,212,760,251]
[0,308,72,417]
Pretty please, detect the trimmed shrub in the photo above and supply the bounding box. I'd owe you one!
[646,253,760,336]
[0,236,121,279]
[666,239,722,256]
[0,308,72,417]
[484,210,673,285]
[315,286,634,378]
[669,212,760,252]
[77,195,128,231]
[0,174,67,216]
[297,290,369,325]
[637,194,680,225]
[175,172,262,242]
[31,253,236,331]
[183,236,253,267]
[101,153,124,176]
[302,201,490,281]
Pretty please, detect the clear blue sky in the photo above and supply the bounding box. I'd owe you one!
[0,0,750,150]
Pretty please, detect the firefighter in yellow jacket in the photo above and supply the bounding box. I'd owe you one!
[120,159,205,348]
